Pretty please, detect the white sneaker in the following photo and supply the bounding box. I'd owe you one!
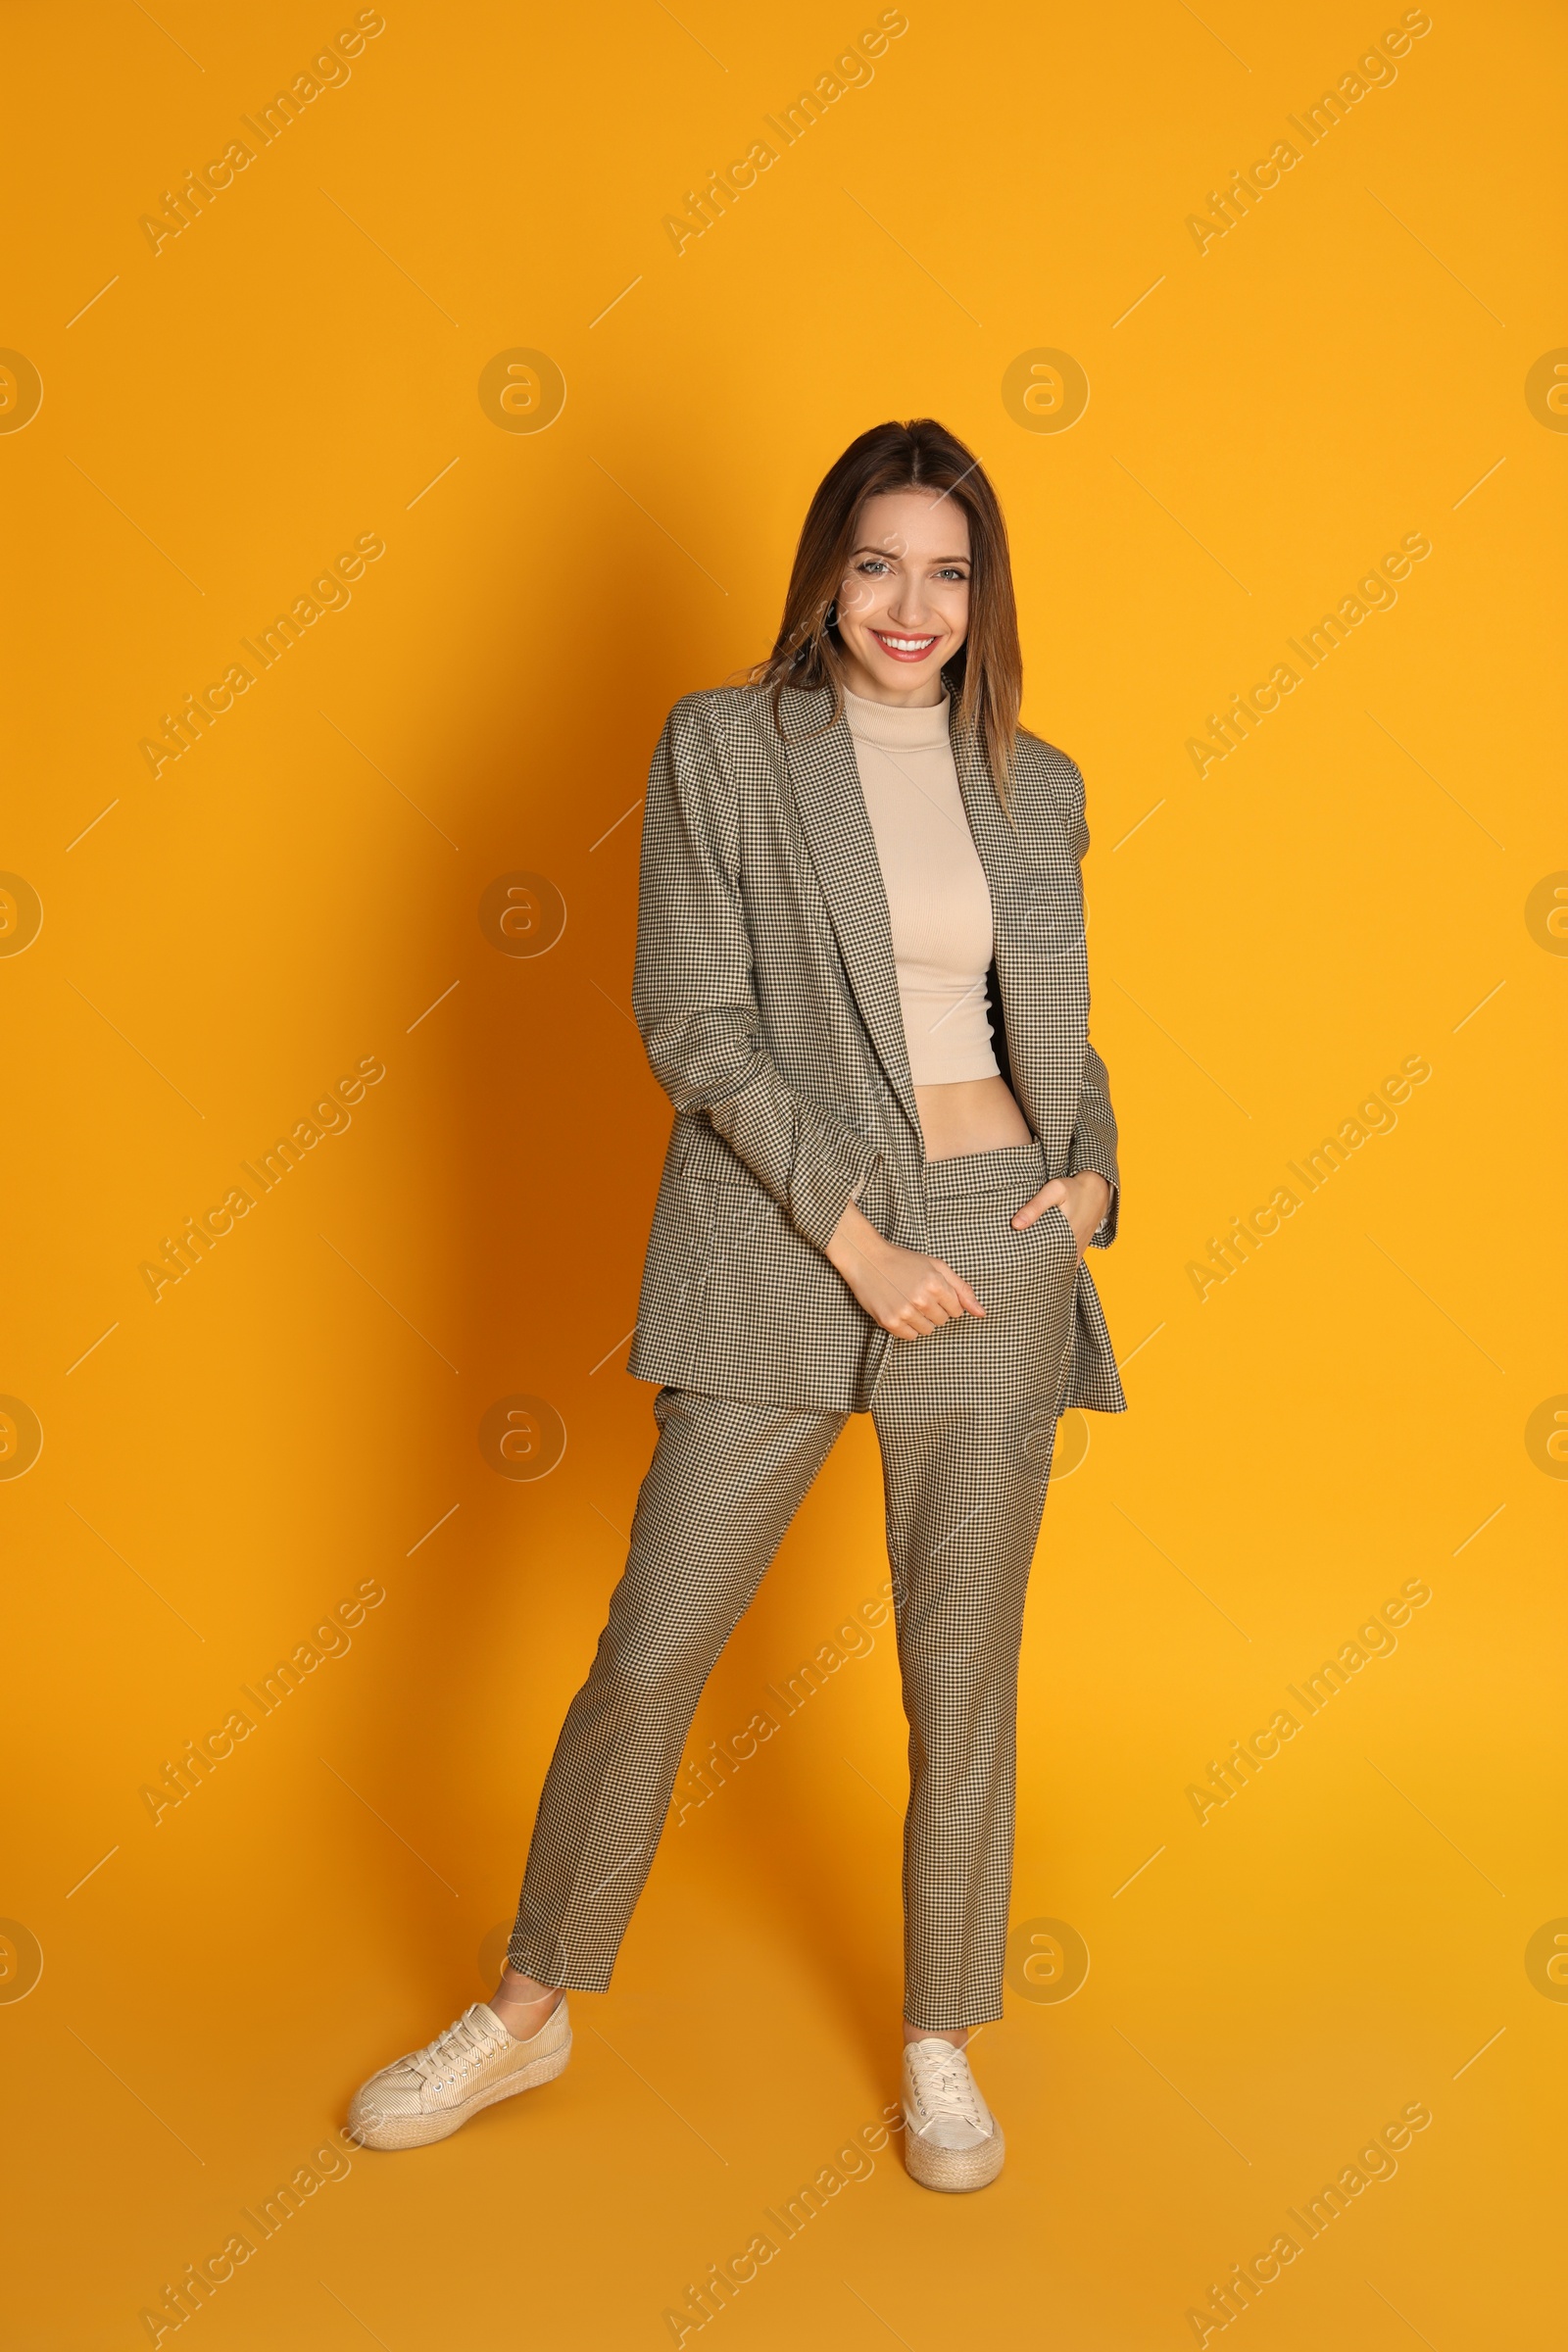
[901,2035,1005,2191]
[347,1998,571,2151]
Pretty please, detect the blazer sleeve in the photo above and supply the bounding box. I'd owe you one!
[1051,751,1122,1250]
[1068,1042,1121,1248]
[632,694,883,1254]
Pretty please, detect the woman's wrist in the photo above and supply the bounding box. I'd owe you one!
[826,1196,887,1272]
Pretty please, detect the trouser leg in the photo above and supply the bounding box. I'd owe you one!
[872,1396,1057,2034]
[508,1386,846,1990]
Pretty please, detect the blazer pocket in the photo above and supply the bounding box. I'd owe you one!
[696,1177,779,1257]
[681,1124,756,1186]
[680,1126,775,1245]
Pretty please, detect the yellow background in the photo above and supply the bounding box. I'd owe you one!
[4,0,1563,2342]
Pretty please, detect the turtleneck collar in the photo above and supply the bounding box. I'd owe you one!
[841,684,952,750]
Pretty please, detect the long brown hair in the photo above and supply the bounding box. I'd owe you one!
[749,418,1026,808]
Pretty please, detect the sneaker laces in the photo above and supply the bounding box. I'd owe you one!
[906,2041,987,2131]
[410,2011,497,2085]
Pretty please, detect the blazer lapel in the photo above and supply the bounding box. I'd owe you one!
[953,717,1087,1171]
[782,689,922,1139]
[785,687,1086,1166]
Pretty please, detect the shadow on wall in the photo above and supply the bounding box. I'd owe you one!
[365,477,732,1988]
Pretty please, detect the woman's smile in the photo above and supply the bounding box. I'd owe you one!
[831,490,973,708]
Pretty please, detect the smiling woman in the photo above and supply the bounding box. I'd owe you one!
[348,416,1126,2200]
[747,421,1102,1174]
[755,420,1024,808]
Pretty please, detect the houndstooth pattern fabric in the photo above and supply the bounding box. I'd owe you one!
[627,682,1125,1417]
[510,1138,1080,2031]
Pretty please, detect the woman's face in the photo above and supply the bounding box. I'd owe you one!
[833,489,971,705]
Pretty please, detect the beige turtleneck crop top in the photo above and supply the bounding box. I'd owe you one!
[842,686,1000,1086]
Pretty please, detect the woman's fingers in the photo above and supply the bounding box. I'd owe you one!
[863,1249,995,1340]
[881,1255,988,1338]
[887,1281,947,1338]
[1011,1182,1062,1231]
[921,1260,983,1320]
[937,1261,985,1318]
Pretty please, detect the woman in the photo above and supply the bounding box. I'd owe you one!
[349,418,1125,2193]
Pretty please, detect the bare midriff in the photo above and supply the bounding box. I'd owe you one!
[915,1075,1033,1162]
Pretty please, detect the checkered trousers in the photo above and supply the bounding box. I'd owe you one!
[510,1137,1077,2033]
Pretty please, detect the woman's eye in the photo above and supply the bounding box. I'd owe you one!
[858,560,889,575]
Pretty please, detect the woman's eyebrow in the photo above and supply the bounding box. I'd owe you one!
[849,542,971,563]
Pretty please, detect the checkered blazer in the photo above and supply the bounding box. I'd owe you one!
[626,683,1126,1417]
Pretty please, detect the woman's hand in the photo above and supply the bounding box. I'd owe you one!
[1011,1171,1110,1259]
[825,1200,985,1340]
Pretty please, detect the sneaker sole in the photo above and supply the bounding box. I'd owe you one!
[349,2030,572,2152]
[903,2115,1005,2193]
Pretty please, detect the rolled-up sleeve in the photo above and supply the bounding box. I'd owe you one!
[632,696,882,1254]
[1055,754,1121,1249]
[1067,1040,1121,1248]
